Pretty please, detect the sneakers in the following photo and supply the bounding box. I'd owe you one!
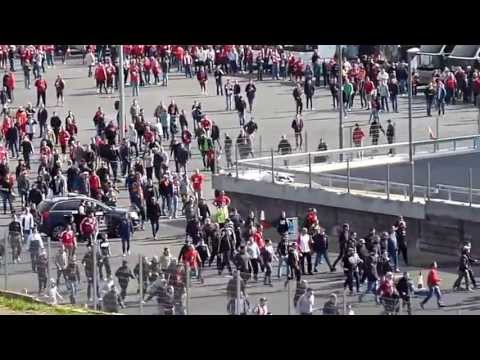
[420,302,425,310]
[127,251,131,256]
[122,253,126,257]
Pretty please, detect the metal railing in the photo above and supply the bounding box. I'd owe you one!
[229,134,480,205]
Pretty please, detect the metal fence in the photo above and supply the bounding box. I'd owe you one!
[231,134,480,205]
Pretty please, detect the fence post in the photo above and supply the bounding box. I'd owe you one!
[3,233,7,290]
[427,162,431,201]
[236,270,241,315]
[343,290,347,315]
[308,153,312,189]
[387,162,390,200]
[469,168,473,207]
[346,159,351,193]
[93,233,98,310]
[139,255,145,315]
[270,148,274,184]
[453,139,457,152]
[47,236,51,282]
[287,279,291,315]
[304,131,308,153]
[235,143,239,178]
[435,115,440,152]
[259,135,262,157]
[186,264,190,315]
[349,127,353,148]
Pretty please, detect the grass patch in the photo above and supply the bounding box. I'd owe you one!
[0,295,101,315]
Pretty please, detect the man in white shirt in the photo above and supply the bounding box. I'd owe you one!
[27,227,44,272]
[21,208,35,245]
[296,288,315,315]
[298,227,313,275]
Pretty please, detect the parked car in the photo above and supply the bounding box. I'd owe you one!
[37,194,139,240]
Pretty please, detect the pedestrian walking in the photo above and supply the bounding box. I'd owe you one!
[291,113,304,151]
[293,82,303,115]
[420,262,446,309]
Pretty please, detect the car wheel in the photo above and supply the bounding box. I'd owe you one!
[52,225,65,241]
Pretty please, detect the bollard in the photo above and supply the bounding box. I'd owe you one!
[139,254,144,315]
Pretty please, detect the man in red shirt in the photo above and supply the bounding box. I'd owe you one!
[420,262,445,309]
[34,74,47,107]
[190,169,205,201]
[352,123,366,158]
[89,170,101,200]
[213,190,231,208]
[60,224,77,259]
[95,62,107,94]
[364,76,375,110]
[105,59,116,94]
[59,126,70,162]
[129,60,140,97]
[80,212,98,246]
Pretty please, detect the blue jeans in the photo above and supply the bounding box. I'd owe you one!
[314,250,332,270]
[360,279,379,303]
[162,73,168,86]
[388,250,398,270]
[185,64,192,78]
[161,195,172,215]
[1,192,13,214]
[46,53,54,67]
[277,256,289,277]
[171,195,179,218]
[399,79,407,94]
[390,95,398,112]
[421,285,442,306]
[271,63,279,80]
[132,81,139,97]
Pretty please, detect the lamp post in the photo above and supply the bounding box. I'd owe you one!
[338,45,344,161]
[407,47,420,202]
[117,45,126,141]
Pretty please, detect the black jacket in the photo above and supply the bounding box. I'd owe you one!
[50,116,61,130]
[312,233,328,252]
[37,108,48,124]
[277,217,288,235]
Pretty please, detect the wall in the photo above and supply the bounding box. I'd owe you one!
[214,175,480,265]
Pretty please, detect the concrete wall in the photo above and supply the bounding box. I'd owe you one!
[213,175,480,265]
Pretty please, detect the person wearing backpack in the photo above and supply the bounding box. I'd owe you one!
[80,211,98,246]
[27,227,44,272]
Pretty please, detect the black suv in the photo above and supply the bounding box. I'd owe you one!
[37,195,136,240]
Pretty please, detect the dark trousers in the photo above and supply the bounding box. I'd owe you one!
[314,249,333,270]
[306,95,313,109]
[426,97,434,116]
[150,219,159,237]
[30,251,39,272]
[121,238,130,254]
[454,270,471,289]
[56,269,67,287]
[99,257,111,278]
[300,252,312,274]
[219,251,232,274]
[344,270,360,292]
[38,276,47,293]
[332,245,345,268]
[36,91,46,107]
[398,244,408,266]
[216,81,223,96]
[295,99,303,114]
[250,258,259,279]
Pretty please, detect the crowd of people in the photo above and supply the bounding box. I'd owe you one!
[0,44,478,315]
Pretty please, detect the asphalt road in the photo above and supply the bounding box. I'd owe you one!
[1,52,480,315]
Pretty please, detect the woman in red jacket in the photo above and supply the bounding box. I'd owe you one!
[445,73,457,105]
[420,262,445,309]
[59,126,70,162]
[197,66,208,95]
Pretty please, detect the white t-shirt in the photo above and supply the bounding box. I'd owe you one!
[298,234,311,253]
